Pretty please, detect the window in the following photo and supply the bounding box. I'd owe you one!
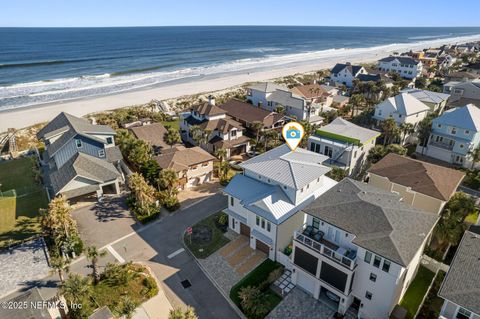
[465,130,470,135]
[456,307,472,319]
[256,216,260,226]
[106,137,113,144]
[382,260,391,273]
[364,251,372,264]
[231,130,237,137]
[312,218,320,230]
[373,255,381,268]
[202,162,209,167]
[369,273,377,282]
[76,139,82,148]
[460,144,464,148]
[365,291,373,300]
[230,196,234,206]
[267,222,271,232]
[261,219,265,229]
[98,149,105,157]
[452,127,457,135]
[438,124,442,128]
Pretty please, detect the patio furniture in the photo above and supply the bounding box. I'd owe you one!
[313,231,324,242]
[303,226,314,237]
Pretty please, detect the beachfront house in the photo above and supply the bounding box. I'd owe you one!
[308,117,380,176]
[37,112,125,201]
[443,80,480,107]
[223,145,337,262]
[438,226,480,319]
[153,146,215,189]
[330,63,368,87]
[291,179,438,318]
[130,122,180,154]
[401,88,450,113]
[180,96,251,158]
[378,56,423,79]
[420,104,480,168]
[373,92,430,143]
[247,82,323,124]
[367,153,464,215]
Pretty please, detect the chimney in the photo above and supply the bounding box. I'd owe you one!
[208,95,215,106]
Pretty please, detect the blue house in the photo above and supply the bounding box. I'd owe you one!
[422,104,480,168]
[37,112,125,200]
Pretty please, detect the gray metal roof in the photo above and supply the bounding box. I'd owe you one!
[50,152,120,194]
[248,82,288,93]
[239,144,331,189]
[331,63,364,76]
[316,117,380,144]
[401,88,450,104]
[379,56,420,65]
[375,93,430,116]
[302,179,438,266]
[435,104,480,131]
[439,226,480,315]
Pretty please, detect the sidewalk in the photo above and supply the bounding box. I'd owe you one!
[134,288,173,319]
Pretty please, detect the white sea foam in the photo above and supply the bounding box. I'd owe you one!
[1,33,480,110]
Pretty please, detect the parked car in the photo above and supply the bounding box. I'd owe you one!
[229,160,242,170]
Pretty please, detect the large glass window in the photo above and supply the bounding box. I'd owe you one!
[364,251,372,264]
[456,307,472,319]
[373,255,381,268]
[382,260,391,273]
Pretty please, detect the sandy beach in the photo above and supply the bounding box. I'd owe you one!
[1,34,480,132]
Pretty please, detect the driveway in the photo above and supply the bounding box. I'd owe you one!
[71,196,140,247]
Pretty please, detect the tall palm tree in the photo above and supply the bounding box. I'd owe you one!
[400,123,415,144]
[262,130,278,151]
[214,148,227,161]
[128,173,157,215]
[157,169,179,197]
[380,118,400,145]
[349,94,366,117]
[250,121,264,146]
[189,125,203,145]
[468,147,480,169]
[50,255,70,283]
[85,246,107,284]
[163,127,181,148]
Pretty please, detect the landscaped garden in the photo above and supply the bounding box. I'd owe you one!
[0,157,49,248]
[400,266,436,319]
[230,259,284,319]
[184,211,230,258]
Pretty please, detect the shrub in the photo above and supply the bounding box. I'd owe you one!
[142,276,159,298]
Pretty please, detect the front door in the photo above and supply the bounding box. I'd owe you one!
[240,223,250,237]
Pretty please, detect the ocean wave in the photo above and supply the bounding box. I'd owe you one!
[0,55,135,69]
[408,34,453,40]
[2,32,480,110]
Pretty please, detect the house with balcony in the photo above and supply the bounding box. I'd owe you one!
[308,117,380,176]
[223,145,337,261]
[421,104,480,168]
[292,179,438,318]
[37,112,125,200]
[180,96,250,158]
[378,56,423,79]
[367,153,465,215]
[401,88,450,114]
[443,80,480,107]
[247,82,323,124]
[373,93,430,143]
[438,226,480,319]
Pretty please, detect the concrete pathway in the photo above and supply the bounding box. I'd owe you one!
[421,254,450,273]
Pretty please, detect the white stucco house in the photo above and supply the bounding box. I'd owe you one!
[291,179,438,318]
[378,56,423,79]
[223,145,337,262]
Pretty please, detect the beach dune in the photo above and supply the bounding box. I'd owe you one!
[1,34,480,132]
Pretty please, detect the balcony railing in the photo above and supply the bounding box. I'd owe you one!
[294,224,357,270]
[429,140,454,150]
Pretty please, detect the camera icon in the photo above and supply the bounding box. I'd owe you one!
[286,128,301,139]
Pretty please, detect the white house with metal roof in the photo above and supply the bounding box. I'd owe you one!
[308,117,380,176]
[292,179,438,318]
[378,56,423,79]
[223,145,337,261]
[401,88,450,113]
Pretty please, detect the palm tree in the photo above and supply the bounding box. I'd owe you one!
[189,125,203,145]
[468,147,480,169]
[120,296,138,319]
[380,118,400,145]
[262,129,278,151]
[399,123,415,144]
[214,148,227,161]
[60,273,92,305]
[128,173,157,216]
[163,127,181,148]
[169,307,199,319]
[250,121,264,146]
[50,255,70,283]
[157,169,179,195]
[349,94,366,117]
[85,246,107,284]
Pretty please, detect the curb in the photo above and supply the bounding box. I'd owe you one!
[181,230,247,319]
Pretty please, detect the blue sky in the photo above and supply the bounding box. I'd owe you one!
[2,0,480,27]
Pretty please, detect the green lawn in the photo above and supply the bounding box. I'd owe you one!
[184,211,230,259]
[230,259,283,319]
[0,157,49,248]
[400,266,436,319]
[161,118,180,130]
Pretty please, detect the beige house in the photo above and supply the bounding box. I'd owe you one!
[367,153,465,214]
[153,146,216,189]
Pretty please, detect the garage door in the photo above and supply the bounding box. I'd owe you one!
[256,239,270,254]
[296,270,316,295]
[240,223,250,236]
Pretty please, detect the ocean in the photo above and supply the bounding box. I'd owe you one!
[1,26,480,110]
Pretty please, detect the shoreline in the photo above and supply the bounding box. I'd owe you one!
[1,33,480,132]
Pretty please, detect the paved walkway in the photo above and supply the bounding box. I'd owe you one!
[273,270,295,296]
[267,288,336,319]
[198,231,266,294]
[421,254,450,273]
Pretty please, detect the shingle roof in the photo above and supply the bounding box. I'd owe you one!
[356,74,381,82]
[153,146,215,172]
[192,102,226,117]
[435,104,480,131]
[239,144,331,189]
[376,93,430,116]
[438,226,480,314]
[248,82,287,93]
[331,63,364,76]
[368,153,464,201]
[219,99,285,127]
[50,152,121,194]
[130,122,171,150]
[290,84,327,99]
[379,56,420,65]
[401,88,450,105]
[0,288,51,319]
[316,117,380,144]
[303,179,438,266]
